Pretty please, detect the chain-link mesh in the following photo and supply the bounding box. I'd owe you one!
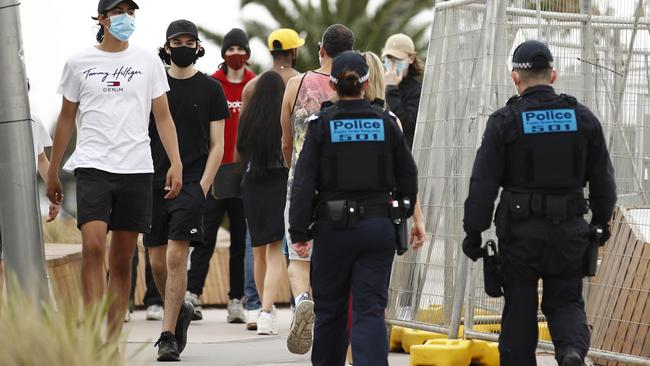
[388,0,650,364]
[387,0,490,333]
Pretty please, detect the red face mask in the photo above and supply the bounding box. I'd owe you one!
[225,53,249,70]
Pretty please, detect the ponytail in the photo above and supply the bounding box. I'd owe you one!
[335,70,365,97]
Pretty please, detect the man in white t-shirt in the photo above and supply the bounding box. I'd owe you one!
[46,0,183,342]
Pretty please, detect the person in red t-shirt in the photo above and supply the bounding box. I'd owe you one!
[186,28,255,324]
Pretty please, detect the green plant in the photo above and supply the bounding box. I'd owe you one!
[0,282,143,366]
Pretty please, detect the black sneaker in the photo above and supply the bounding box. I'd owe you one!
[175,300,194,354]
[561,350,584,366]
[155,331,180,362]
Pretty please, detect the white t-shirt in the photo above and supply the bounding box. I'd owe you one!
[57,45,169,173]
[31,111,52,167]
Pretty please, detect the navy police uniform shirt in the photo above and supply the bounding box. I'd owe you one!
[463,85,616,233]
[289,98,418,243]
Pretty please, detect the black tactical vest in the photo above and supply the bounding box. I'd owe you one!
[317,102,396,193]
[504,94,589,191]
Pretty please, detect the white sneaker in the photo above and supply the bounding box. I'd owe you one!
[287,292,315,354]
[257,308,278,335]
[227,298,246,323]
[146,304,164,321]
[124,310,131,323]
[185,291,203,321]
[246,309,260,331]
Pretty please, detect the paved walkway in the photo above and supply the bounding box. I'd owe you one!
[124,308,562,366]
[124,307,409,366]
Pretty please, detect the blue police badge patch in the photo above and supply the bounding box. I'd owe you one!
[329,119,385,143]
[521,109,578,134]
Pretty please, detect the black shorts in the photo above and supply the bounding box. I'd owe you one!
[75,168,153,233]
[143,182,206,247]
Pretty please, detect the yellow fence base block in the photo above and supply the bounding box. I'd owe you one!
[538,323,551,342]
[390,326,407,352]
[415,304,445,323]
[410,338,501,366]
[410,339,473,366]
[458,323,502,338]
[402,329,447,353]
[468,339,500,366]
[415,305,500,324]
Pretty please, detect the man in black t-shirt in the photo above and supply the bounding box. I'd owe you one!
[146,19,229,361]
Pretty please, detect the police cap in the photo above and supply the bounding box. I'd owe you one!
[330,51,369,85]
[512,40,553,70]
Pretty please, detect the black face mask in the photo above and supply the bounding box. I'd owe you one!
[169,46,198,67]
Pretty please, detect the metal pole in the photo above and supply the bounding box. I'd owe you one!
[580,0,594,106]
[536,0,542,38]
[0,0,49,302]
[447,255,469,339]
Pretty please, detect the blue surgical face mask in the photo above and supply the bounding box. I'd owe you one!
[384,58,408,76]
[108,14,136,42]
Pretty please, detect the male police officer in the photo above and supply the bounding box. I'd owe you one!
[462,40,617,366]
[289,51,419,366]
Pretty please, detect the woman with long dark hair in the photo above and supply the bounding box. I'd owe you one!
[237,70,289,335]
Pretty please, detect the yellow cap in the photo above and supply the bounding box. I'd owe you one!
[268,28,305,51]
[381,34,416,60]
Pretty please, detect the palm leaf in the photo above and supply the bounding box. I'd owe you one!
[321,0,333,24]
[241,0,296,26]
[362,0,404,51]
[394,0,435,33]
[197,26,224,46]
[290,0,304,15]
[335,0,353,23]
[199,0,437,71]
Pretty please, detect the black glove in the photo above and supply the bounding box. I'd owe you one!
[591,223,611,246]
[462,231,486,261]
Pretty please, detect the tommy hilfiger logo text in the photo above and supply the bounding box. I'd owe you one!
[82,66,144,82]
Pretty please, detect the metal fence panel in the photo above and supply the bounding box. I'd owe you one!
[388,0,650,364]
[387,0,489,333]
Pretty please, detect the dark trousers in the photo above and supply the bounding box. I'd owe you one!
[500,269,590,366]
[311,218,395,366]
[187,195,246,299]
[129,248,163,307]
[498,217,591,366]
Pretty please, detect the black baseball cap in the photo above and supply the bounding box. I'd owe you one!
[512,40,554,70]
[97,0,139,14]
[330,51,369,84]
[166,19,200,41]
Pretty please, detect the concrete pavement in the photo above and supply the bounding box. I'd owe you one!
[123,308,562,366]
[124,307,409,366]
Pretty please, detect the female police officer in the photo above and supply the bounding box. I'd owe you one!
[289,51,419,366]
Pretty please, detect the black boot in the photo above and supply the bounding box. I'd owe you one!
[155,331,180,362]
[561,350,583,366]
